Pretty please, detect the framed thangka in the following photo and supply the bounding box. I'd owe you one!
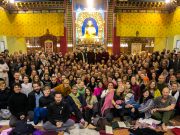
[131,43,142,55]
[45,40,53,53]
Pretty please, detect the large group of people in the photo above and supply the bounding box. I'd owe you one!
[0,48,179,133]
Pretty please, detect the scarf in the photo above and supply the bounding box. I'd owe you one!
[101,90,114,116]
[69,93,82,109]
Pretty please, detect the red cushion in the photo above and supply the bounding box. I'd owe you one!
[172,128,180,135]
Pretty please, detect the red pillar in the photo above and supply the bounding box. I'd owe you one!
[113,27,120,56]
[60,27,67,56]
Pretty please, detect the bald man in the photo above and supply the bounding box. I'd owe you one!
[151,87,176,131]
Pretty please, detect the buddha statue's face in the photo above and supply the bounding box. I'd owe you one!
[87,20,93,26]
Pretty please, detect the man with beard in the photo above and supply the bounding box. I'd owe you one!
[43,91,75,132]
[0,55,9,87]
[151,87,176,131]
[157,75,168,93]
[27,82,43,121]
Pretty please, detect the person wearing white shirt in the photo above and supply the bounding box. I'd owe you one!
[170,82,179,102]
[21,75,32,96]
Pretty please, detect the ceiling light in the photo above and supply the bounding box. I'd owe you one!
[9,0,14,3]
[165,0,171,3]
[87,0,94,9]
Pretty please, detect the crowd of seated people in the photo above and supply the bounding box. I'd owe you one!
[0,48,179,133]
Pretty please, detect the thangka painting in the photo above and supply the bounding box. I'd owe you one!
[131,43,142,55]
[44,40,53,53]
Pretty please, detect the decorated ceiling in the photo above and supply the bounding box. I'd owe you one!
[14,0,63,1]
[0,0,65,12]
[0,0,179,12]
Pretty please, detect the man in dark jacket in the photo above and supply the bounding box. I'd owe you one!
[27,82,43,121]
[8,83,28,127]
[43,91,75,132]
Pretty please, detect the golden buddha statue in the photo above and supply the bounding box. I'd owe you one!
[83,20,96,38]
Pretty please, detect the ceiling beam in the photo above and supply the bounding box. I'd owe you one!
[0,0,65,12]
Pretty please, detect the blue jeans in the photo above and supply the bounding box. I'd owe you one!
[34,107,48,125]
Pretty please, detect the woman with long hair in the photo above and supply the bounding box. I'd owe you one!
[149,80,161,98]
[93,81,104,101]
[33,75,44,88]
[138,89,154,118]
[87,76,97,92]
[84,87,98,123]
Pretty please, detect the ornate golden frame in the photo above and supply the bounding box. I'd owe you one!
[76,11,104,39]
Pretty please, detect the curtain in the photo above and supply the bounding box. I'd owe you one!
[60,27,67,55]
[113,27,120,56]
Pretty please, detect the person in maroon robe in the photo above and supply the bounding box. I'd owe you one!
[96,50,102,64]
[87,49,95,65]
